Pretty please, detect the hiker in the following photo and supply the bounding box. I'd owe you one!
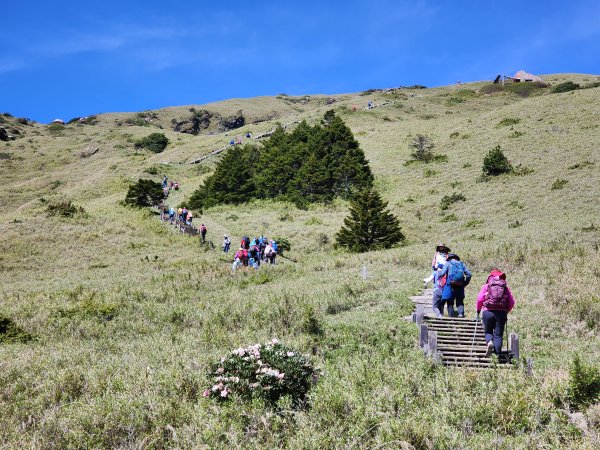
[168,206,175,224]
[368,101,373,109]
[265,240,277,264]
[162,176,168,188]
[245,132,252,138]
[249,243,260,267]
[163,186,169,198]
[424,243,450,287]
[232,248,245,271]
[476,269,515,356]
[181,207,188,224]
[431,266,448,318]
[169,181,174,190]
[230,139,235,146]
[174,182,180,190]
[177,207,183,224]
[242,236,250,250]
[222,235,231,254]
[200,224,207,242]
[438,253,472,317]
[187,211,193,226]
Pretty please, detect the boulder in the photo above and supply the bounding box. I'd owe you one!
[0,128,8,141]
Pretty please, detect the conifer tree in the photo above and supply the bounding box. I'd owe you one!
[482,145,512,176]
[124,179,163,207]
[335,189,404,253]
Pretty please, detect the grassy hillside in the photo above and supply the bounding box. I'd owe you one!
[1,74,599,448]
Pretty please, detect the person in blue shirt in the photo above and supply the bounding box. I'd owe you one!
[438,253,472,317]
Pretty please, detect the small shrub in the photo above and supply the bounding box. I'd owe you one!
[512,164,534,176]
[47,123,65,134]
[479,84,505,95]
[482,145,512,176]
[225,214,239,221]
[572,296,600,330]
[441,213,458,222]
[144,166,159,175]
[497,117,521,127]
[423,168,437,178]
[465,218,484,228]
[124,179,163,207]
[506,81,548,97]
[304,217,323,225]
[57,299,119,322]
[508,220,523,229]
[0,315,33,343]
[568,160,594,170]
[134,133,169,153]
[203,340,319,407]
[509,131,524,138]
[551,179,568,190]
[272,236,291,255]
[567,355,600,410]
[445,96,465,106]
[46,201,86,218]
[553,81,580,93]
[462,163,472,168]
[450,132,460,138]
[440,192,466,210]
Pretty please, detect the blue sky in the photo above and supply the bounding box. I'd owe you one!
[1,0,599,123]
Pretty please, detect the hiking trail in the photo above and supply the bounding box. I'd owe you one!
[410,289,521,369]
[188,120,300,165]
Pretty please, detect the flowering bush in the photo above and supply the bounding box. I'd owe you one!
[203,339,319,407]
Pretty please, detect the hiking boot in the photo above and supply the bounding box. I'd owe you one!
[458,314,465,318]
[485,341,494,357]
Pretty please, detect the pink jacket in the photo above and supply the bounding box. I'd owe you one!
[475,270,515,313]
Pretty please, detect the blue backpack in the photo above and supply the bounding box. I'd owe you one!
[448,260,465,287]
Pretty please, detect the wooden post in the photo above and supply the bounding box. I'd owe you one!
[526,357,533,376]
[420,324,429,348]
[428,330,438,355]
[510,333,519,359]
[416,305,424,326]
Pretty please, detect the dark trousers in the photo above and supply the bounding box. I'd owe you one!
[482,310,507,354]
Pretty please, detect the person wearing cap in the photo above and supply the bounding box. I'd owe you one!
[438,253,472,317]
[476,268,515,356]
[222,235,231,254]
[424,243,450,287]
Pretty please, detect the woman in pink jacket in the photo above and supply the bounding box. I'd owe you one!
[476,269,515,356]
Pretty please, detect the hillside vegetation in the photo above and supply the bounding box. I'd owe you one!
[1,74,599,448]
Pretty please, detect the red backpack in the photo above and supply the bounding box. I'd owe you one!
[483,277,508,310]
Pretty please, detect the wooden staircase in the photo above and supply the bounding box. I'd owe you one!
[411,289,519,369]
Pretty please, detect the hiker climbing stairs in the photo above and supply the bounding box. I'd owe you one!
[411,289,519,369]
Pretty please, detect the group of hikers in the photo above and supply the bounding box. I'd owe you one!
[229,235,279,271]
[161,176,180,198]
[161,205,208,241]
[424,243,515,357]
[229,132,253,146]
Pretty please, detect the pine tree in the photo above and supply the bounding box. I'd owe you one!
[335,189,404,253]
[409,134,434,162]
[124,179,163,207]
[482,145,512,176]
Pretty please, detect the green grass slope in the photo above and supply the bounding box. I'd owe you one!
[0,74,599,448]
